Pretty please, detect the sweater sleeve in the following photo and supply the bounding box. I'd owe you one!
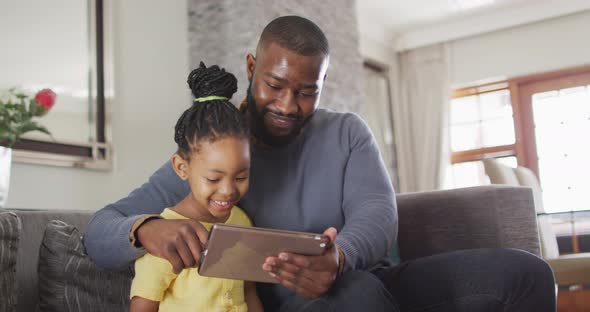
[83,161,190,270]
[335,113,398,271]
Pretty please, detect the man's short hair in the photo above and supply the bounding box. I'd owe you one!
[259,16,329,57]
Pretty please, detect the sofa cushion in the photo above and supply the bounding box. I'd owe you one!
[10,209,94,312]
[483,158,520,186]
[38,220,132,312]
[513,166,545,213]
[0,212,21,312]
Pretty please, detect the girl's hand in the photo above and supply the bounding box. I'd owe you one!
[262,227,339,298]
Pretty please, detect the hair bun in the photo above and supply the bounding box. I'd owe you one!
[187,61,238,100]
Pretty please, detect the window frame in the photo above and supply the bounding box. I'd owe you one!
[450,81,517,165]
[450,64,590,178]
[510,65,590,177]
[9,0,113,170]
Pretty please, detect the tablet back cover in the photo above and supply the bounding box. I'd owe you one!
[198,224,329,283]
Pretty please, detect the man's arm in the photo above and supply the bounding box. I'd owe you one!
[336,113,397,271]
[263,113,397,297]
[83,161,190,269]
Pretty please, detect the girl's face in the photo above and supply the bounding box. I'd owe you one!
[172,137,250,223]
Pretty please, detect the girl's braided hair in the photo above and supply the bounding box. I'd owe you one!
[174,62,248,159]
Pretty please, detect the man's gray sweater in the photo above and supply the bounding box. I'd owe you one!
[84,108,397,305]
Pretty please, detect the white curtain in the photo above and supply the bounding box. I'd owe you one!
[393,43,451,193]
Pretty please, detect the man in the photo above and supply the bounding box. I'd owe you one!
[84,16,555,311]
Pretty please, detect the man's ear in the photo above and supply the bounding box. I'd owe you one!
[171,154,189,180]
[246,53,256,81]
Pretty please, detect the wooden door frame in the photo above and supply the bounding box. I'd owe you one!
[509,65,590,176]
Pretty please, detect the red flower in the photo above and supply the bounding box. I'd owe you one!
[34,89,57,111]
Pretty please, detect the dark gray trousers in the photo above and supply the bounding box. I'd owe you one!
[278,248,556,312]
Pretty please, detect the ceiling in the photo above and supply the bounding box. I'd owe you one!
[356,0,590,51]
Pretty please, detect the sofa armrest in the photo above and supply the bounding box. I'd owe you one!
[396,185,539,261]
[0,212,21,312]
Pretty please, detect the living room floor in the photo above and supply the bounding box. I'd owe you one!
[558,287,590,311]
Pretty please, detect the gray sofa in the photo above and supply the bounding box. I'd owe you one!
[0,185,540,312]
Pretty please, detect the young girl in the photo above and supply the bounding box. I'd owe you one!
[129,62,263,312]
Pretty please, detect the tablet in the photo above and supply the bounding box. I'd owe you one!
[198,223,330,283]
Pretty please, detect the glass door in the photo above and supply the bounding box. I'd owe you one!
[515,70,590,213]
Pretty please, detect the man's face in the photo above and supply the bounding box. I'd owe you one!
[246,42,329,146]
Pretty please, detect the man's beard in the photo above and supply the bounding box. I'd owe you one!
[246,82,310,147]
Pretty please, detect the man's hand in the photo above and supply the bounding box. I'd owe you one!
[136,218,209,274]
[262,227,339,298]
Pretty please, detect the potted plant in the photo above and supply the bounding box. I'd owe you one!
[0,88,56,207]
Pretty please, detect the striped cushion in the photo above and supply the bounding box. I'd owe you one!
[0,212,21,312]
[38,220,132,312]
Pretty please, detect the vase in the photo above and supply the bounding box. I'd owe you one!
[0,146,11,208]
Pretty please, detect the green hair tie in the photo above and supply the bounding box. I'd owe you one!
[194,95,228,102]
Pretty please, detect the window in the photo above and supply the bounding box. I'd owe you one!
[448,65,590,213]
[446,82,517,188]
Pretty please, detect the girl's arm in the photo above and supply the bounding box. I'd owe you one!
[130,297,159,312]
[129,254,176,312]
[245,282,264,312]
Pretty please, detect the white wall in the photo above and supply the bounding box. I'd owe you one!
[450,10,590,87]
[358,34,400,113]
[6,0,190,210]
[359,36,395,66]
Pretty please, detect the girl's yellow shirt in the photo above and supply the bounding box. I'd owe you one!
[130,207,252,312]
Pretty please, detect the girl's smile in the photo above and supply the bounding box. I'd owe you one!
[172,136,251,223]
